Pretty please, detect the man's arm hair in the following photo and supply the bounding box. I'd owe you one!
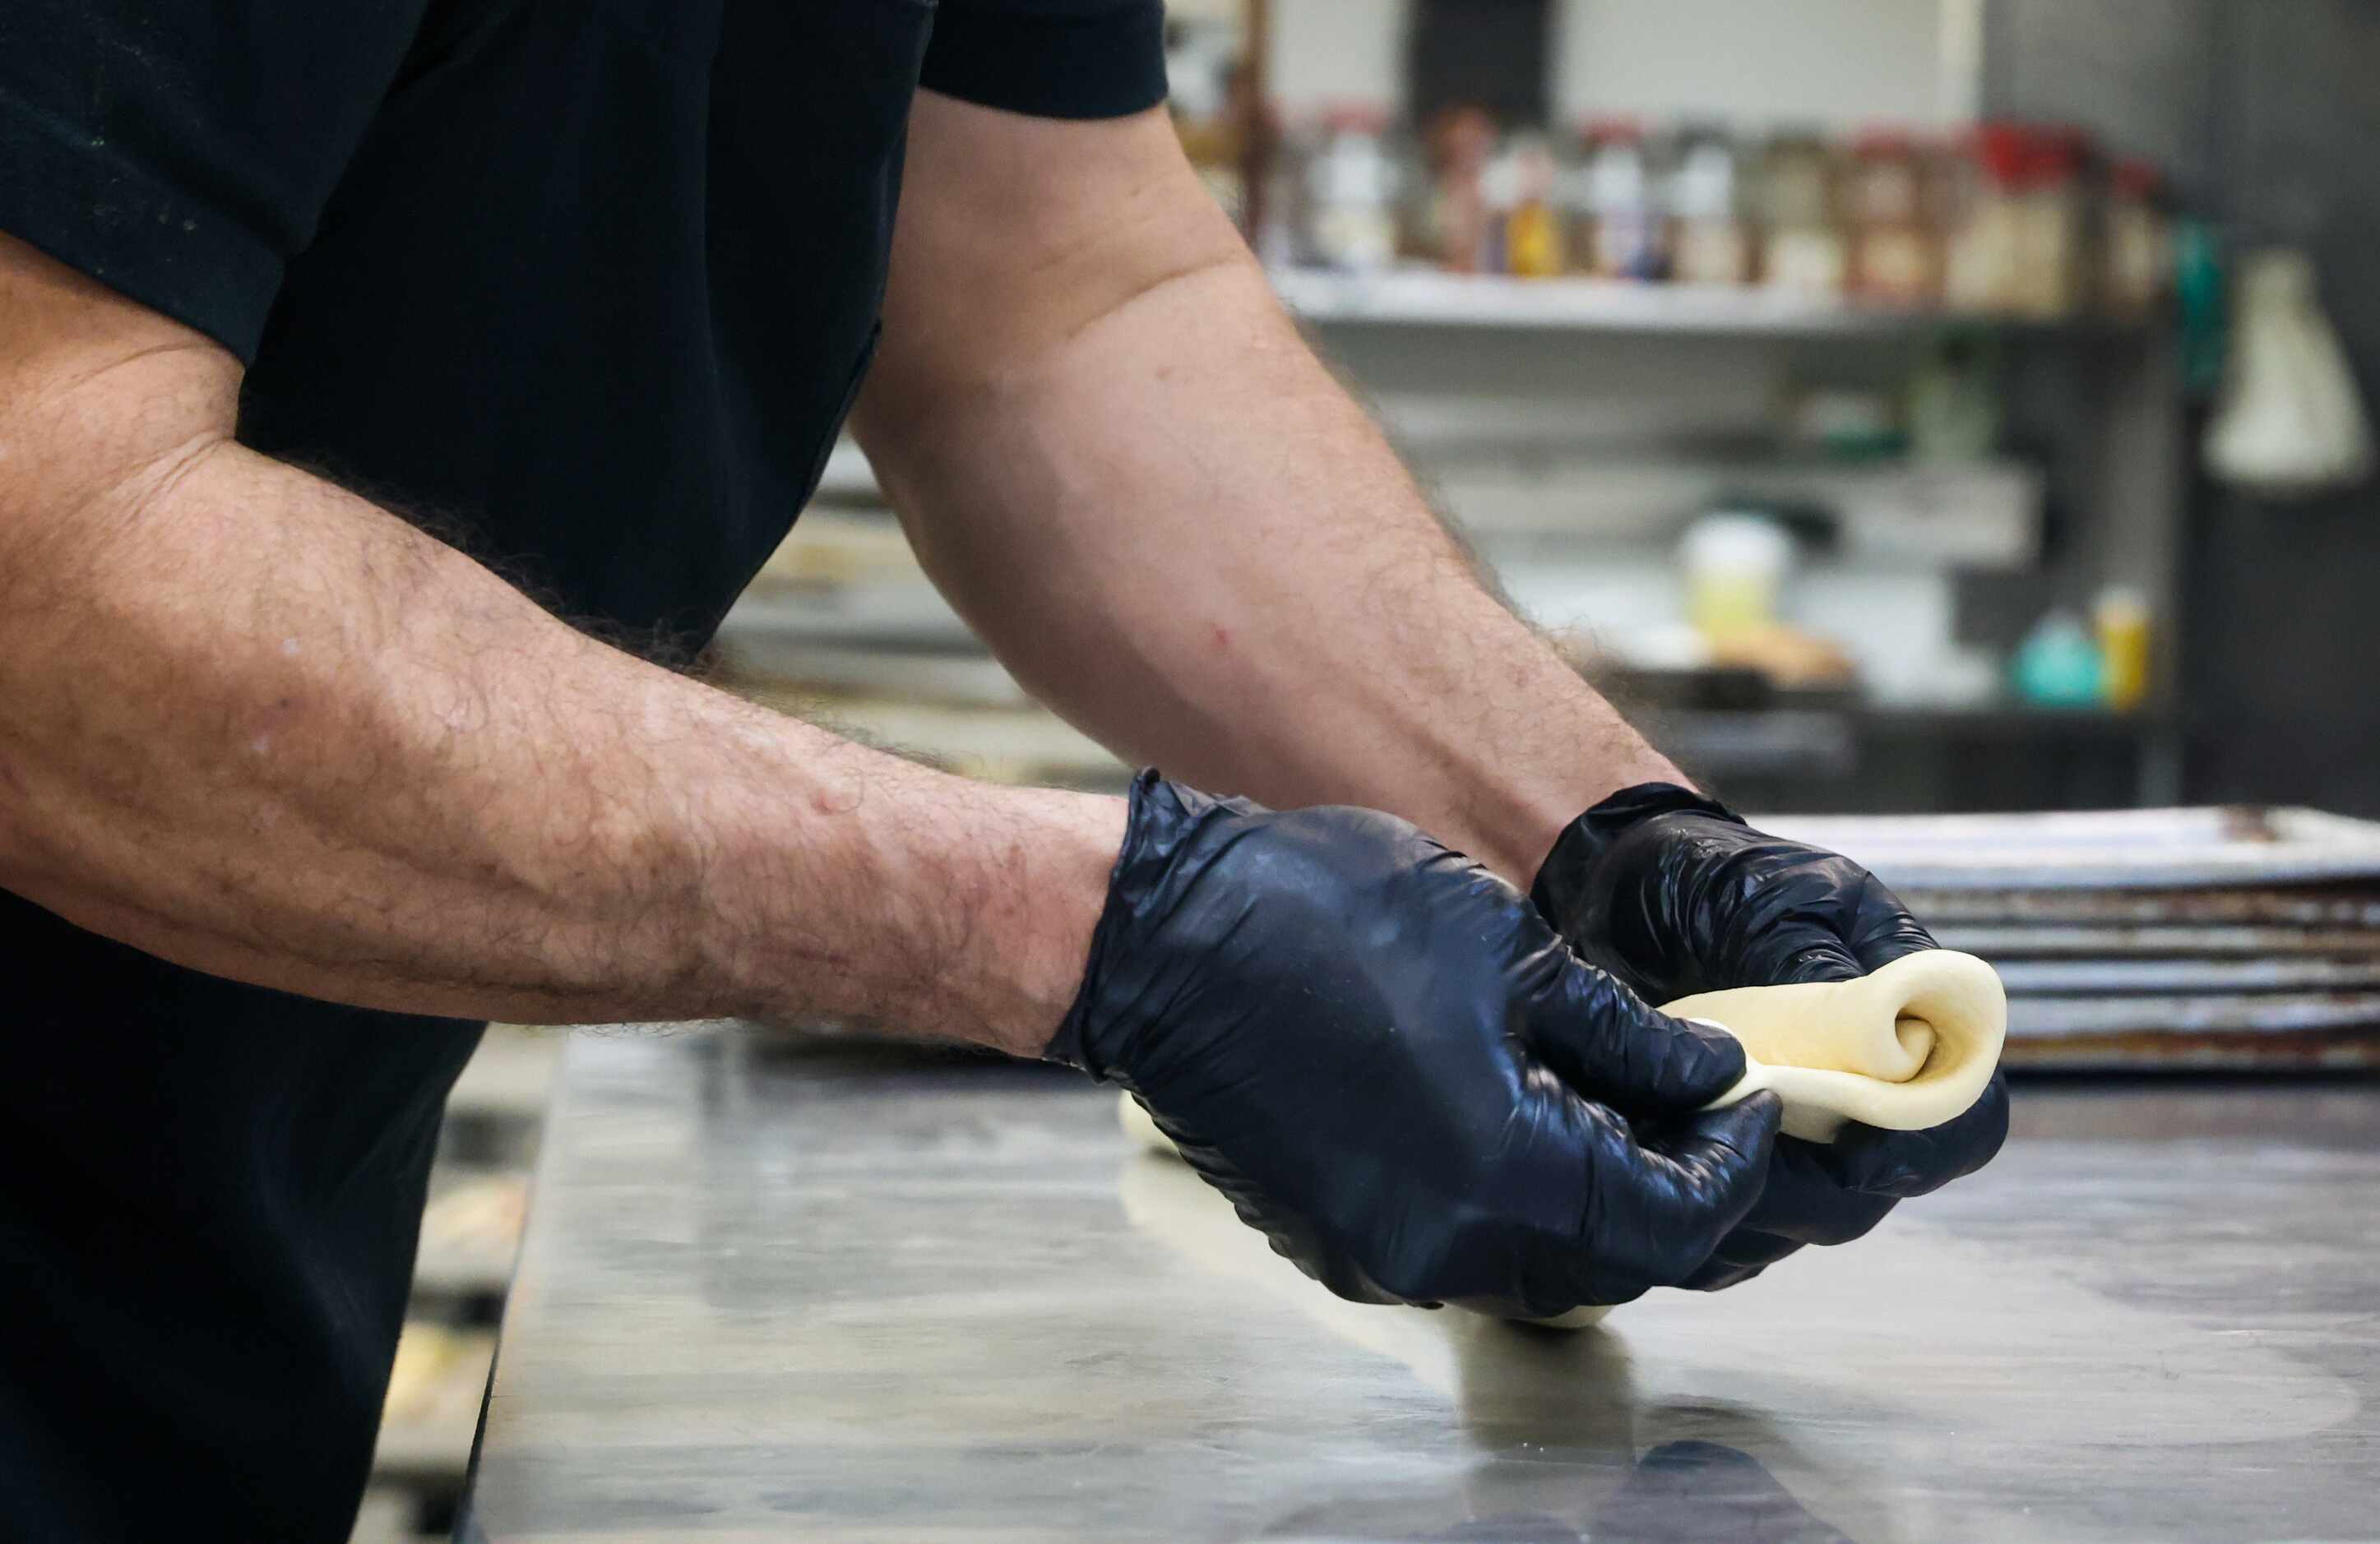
[854,97,1683,887]
[0,232,1121,1052]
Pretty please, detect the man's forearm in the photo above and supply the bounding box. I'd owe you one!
[853,98,1678,884]
[0,429,1118,1051]
[861,247,1679,883]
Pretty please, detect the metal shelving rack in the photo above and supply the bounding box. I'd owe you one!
[353,1025,561,1544]
[1269,267,2148,339]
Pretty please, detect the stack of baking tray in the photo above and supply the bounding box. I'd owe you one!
[1766,807,2380,1071]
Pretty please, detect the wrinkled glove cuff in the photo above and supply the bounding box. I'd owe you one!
[1530,782,1745,926]
[1044,770,1167,1076]
[1045,770,1259,1079]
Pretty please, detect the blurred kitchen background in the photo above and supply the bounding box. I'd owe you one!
[713,0,2380,818]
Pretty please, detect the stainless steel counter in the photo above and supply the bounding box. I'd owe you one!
[461,1030,2379,1542]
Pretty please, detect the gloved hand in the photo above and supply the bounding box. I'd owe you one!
[1530,783,2010,1289]
[1050,773,1781,1320]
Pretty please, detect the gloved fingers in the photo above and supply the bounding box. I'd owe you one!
[1727,1134,1904,1244]
[1843,919,1940,972]
[1742,880,1938,987]
[1678,1228,1803,1291]
[1741,918,1872,986]
[1679,1260,1766,1292]
[1526,953,1749,1113]
[1822,1070,2011,1197]
[1570,1091,1781,1291]
[1839,875,1940,971]
[1704,1226,1808,1274]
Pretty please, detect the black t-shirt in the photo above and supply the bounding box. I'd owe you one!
[0,2,1164,1537]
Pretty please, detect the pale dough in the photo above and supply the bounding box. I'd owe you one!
[1665,949,2007,1143]
[1116,1090,1175,1158]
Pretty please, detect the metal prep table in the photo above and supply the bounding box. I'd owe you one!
[459,1030,2379,1543]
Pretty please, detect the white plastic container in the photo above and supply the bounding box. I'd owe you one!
[1680,512,1794,639]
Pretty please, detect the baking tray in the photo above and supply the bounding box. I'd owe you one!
[2000,1026,2380,1072]
[2007,992,2380,1038]
[1997,957,2380,994]
[1937,923,2380,958]
[1901,886,2380,926]
[1763,807,2380,891]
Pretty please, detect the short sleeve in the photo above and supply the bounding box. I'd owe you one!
[919,0,1168,121]
[0,2,423,362]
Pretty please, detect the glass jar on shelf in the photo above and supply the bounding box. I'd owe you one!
[1667,124,1752,287]
[2103,157,2174,321]
[2015,127,2088,319]
[1944,123,2029,314]
[1760,132,1845,296]
[1847,127,1939,304]
[1414,104,1498,273]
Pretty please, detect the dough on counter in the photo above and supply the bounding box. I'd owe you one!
[1664,949,2006,1143]
[1117,1089,1176,1157]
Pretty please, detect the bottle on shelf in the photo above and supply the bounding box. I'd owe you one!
[1501,131,1568,278]
[2093,585,2152,712]
[1415,104,1498,273]
[1305,103,1402,274]
[2012,608,2106,708]
[1570,118,1666,281]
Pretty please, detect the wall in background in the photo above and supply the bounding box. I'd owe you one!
[1266,0,1970,124]
[1554,0,1968,129]
[1267,0,1408,114]
[1982,0,2219,196]
[1989,0,2380,815]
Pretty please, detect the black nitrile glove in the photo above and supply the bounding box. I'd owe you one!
[1052,773,1782,1320]
[1530,783,2010,1290]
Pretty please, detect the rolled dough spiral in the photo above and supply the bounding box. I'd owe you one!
[1663,949,2007,1143]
